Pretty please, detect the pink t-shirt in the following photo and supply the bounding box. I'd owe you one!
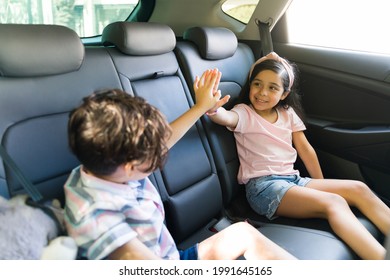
[230,104,306,184]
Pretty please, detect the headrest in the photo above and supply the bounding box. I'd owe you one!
[102,22,176,55]
[184,27,238,60]
[0,24,84,77]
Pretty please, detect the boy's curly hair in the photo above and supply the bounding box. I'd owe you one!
[68,89,172,176]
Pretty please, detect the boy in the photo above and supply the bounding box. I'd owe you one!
[64,69,295,260]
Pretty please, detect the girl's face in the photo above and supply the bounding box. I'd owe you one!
[249,70,288,116]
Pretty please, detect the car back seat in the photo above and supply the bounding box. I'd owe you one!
[0,22,378,259]
[102,22,362,259]
[175,26,383,258]
[0,24,122,203]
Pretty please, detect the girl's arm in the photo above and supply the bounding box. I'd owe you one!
[292,131,324,179]
[166,69,222,149]
[207,106,239,129]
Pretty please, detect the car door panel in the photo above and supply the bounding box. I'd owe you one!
[274,43,390,204]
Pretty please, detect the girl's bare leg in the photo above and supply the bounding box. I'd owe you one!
[276,185,385,260]
[308,179,390,235]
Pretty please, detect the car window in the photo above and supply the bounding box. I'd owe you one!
[222,0,259,24]
[0,0,139,38]
[286,0,390,55]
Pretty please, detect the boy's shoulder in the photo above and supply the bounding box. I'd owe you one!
[64,168,154,211]
[64,165,82,188]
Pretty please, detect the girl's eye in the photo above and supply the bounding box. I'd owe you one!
[252,82,263,89]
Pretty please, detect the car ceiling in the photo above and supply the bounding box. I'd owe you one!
[148,0,293,40]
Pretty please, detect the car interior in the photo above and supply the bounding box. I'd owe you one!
[0,0,389,260]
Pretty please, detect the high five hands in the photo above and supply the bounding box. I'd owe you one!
[193,68,230,114]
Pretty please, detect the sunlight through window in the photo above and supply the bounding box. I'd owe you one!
[286,0,390,54]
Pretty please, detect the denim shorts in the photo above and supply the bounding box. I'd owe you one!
[245,174,311,220]
[179,244,198,260]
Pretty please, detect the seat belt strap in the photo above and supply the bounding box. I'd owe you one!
[256,19,273,56]
[0,144,43,201]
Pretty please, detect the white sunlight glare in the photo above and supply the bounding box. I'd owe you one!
[286,0,390,54]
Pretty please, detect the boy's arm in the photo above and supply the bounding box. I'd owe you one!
[292,131,324,179]
[108,238,161,260]
[166,69,223,149]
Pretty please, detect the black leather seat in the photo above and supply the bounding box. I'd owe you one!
[0,24,122,203]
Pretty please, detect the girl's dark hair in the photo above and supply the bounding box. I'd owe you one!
[238,59,305,121]
[68,89,172,176]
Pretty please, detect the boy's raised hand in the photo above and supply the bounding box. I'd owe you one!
[193,69,230,113]
[167,69,228,149]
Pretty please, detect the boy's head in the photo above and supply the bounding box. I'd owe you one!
[68,89,171,176]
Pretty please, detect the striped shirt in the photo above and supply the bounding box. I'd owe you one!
[64,166,179,260]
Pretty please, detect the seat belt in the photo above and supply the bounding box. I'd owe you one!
[0,144,43,201]
[255,19,273,56]
[0,144,66,233]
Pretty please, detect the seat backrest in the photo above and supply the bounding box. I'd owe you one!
[101,22,223,246]
[175,26,255,206]
[0,24,122,202]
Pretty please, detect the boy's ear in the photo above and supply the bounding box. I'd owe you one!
[124,162,134,174]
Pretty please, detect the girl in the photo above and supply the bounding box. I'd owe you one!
[206,52,390,260]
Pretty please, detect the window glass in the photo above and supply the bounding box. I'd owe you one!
[0,0,139,38]
[286,0,390,54]
[222,0,259,24]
